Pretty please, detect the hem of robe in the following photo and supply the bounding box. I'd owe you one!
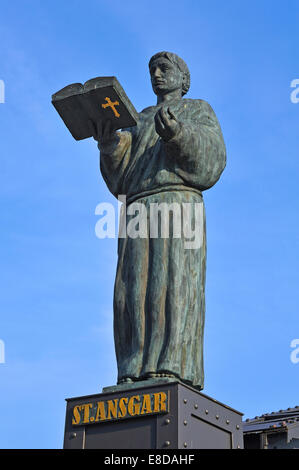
[117,373,204,391]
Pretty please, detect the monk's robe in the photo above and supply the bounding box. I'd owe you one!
[100,98,226,389]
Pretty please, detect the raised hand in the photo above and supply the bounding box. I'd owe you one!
[154,106,181,142]
[88,119,120,153]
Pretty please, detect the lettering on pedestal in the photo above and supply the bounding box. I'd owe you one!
[72,390,169,426]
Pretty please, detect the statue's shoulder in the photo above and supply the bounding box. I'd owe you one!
[182,98,213,111]
[182,98,203,105]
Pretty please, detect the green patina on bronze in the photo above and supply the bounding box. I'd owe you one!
[94,52,226,390]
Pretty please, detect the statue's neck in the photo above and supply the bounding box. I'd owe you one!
[156,89,182,105]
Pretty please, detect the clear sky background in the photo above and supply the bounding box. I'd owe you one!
[0,0,298,449]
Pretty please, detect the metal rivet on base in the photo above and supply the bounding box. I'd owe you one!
[194,404,198,409]
[216,415,219,420]
[183,442,188,448]
[183,420,187,425]
[165,418,171,425]
[183,399,187,404]
[164,441,171,447]
[226,419,230,424]
[205,409,209,414]
[236,424,240,429]
[69,432,77,439]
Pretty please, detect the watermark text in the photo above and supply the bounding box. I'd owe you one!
[95,196,204,249]
[0,80,5,104]
[290,339,299,364]
[0,339,5,364]
[290,79,299,103]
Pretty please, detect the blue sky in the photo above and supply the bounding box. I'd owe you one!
[0,0,298,448]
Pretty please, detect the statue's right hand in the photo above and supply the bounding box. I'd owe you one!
[88,119,120,153]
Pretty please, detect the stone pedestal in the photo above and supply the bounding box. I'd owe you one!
[63,380,243,449]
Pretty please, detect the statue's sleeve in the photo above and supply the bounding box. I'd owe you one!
[99,131,132,197]
[164,100,226,190]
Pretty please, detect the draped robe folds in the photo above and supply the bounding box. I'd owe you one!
[100,98,226,389]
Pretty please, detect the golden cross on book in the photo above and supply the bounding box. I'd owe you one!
[101,97,120,118]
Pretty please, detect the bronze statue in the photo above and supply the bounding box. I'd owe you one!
[89,52,226,390]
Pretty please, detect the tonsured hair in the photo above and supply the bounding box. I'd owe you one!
[149,51,191,96]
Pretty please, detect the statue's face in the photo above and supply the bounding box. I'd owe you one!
[149,57,184,97]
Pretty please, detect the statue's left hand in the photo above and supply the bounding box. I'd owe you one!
[88,119,120,153]
[154,106,181,142]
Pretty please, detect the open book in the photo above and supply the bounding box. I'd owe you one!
[52,76,138,141]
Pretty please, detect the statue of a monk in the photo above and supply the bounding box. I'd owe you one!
[89,52,226,390]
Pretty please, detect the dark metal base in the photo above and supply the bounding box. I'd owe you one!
[63,380,244,449]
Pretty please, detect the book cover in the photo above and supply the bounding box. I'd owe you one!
[52,76,138,141]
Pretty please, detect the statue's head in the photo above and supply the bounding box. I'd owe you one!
[149,51,190,98]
